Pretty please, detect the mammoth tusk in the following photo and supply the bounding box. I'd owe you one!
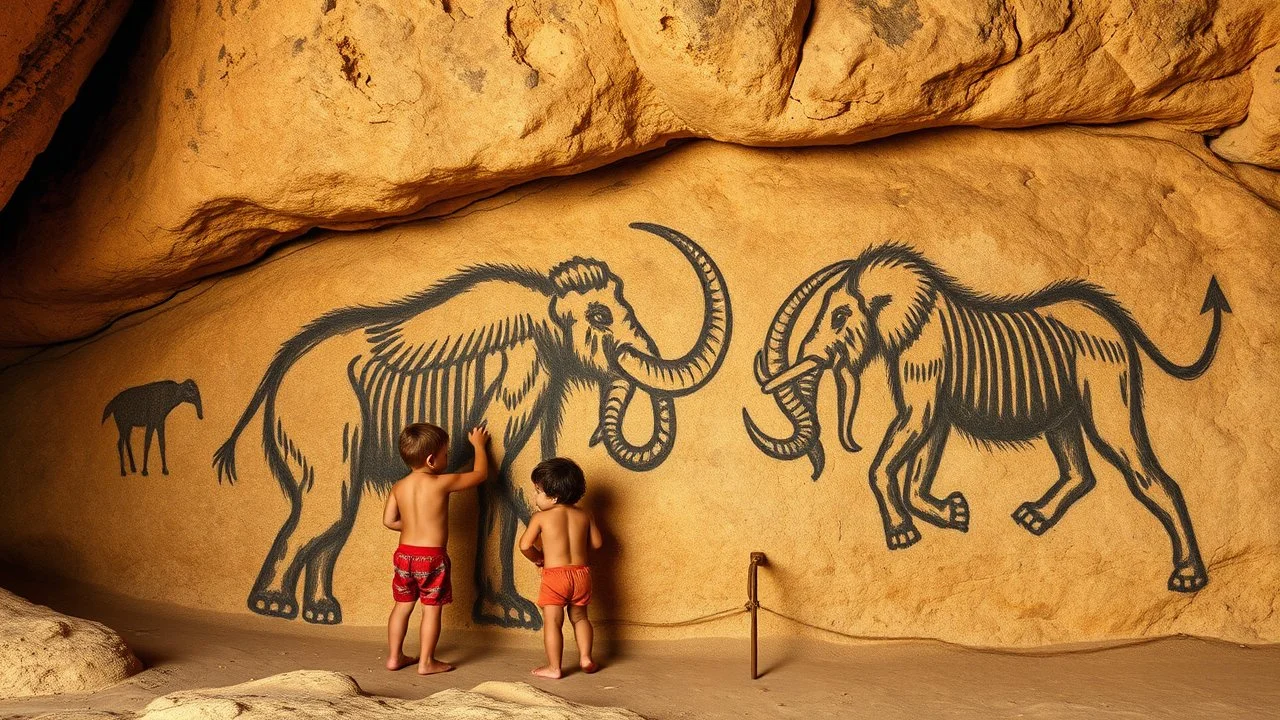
[761,356,824,394]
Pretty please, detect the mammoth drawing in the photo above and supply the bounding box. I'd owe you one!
[214,222,731,626]
[745,244,1228,592]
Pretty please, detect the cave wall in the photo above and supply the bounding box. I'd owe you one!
[1,128,1277,646]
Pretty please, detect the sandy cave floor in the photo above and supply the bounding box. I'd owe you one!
[1,572,1278,719]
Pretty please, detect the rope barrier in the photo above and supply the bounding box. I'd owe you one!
[757,604,1194,658]
[597,605,747,629]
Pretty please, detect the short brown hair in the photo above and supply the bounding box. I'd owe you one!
[531,457,586,505]
[399,423,447,469]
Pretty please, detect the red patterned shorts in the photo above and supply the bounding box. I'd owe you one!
[392,545,452,605]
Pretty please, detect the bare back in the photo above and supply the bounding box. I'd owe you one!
[391,472,452,547]
[534,505,595,568]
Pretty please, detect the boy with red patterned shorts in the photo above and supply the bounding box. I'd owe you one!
[382,422,489,675]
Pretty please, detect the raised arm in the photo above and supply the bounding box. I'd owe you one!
[519,514,544,566]
[444,425,491,492]
[588,512,604,550]
[382,486,402,531]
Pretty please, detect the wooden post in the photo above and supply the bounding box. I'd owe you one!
[748,551,766,679]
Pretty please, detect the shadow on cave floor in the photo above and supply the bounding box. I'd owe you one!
[2,565,1279,719]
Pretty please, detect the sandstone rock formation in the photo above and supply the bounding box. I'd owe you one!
[0,0,133,209]
[130,671,640,720]
[0,588,141,699]
[0,0,1277,350]
[0,126,1276,647]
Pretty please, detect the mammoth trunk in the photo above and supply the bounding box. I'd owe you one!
[598,379,675,471]
[832,362,861,453]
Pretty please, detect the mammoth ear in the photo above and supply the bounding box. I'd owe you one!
[860,264,935,353]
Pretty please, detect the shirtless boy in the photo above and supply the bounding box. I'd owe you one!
[383,422,489,675]
[519,457,603,678]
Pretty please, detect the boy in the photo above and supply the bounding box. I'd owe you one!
[518,457,603,678]
[383,422,489,675]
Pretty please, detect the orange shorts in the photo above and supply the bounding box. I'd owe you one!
[538,565,592,607]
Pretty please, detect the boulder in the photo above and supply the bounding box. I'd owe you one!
[131,671,641,719]
[0,588,141,699]
[0,0,1277,349]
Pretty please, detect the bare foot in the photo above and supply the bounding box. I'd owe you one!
[581,659,599,674]
[417,659,455,675]
[531,665,563,679]
[385,654,418,671]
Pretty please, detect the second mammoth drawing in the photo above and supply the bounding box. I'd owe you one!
[744,244,1230,593]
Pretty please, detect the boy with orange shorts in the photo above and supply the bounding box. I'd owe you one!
[382,422,489,675]
[519,457,603,678]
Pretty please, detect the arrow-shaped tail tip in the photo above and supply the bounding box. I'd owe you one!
[1201,276,1231,315]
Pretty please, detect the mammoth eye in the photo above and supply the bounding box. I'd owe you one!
[831,306,852,332]
[586,303,613,327]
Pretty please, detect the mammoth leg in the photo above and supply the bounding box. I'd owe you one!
[472,350,548,630]
[1080,365,1206,592]
[299,473,364,625]
[869,407,934,550]
[141,425,155,476]
[474,430,542,630]
[1013,421,1096,536]
[904,423,968,532]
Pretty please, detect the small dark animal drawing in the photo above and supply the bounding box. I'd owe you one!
[103,379,204,476]
[213,223,731,626]
[745,245,1228,592]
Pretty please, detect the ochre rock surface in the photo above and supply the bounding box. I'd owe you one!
[0,0,132,209]
[0,588,141,699]
[1212,43,1280,168]
[0,127,1277,647]
[1,0,1277,349]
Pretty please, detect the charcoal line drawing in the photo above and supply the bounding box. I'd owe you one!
[103,379,204,476]
[213,223,731,625]
[745,245,1228,592]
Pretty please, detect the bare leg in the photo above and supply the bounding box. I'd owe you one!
[568,605,597,673]
[533,605,564,678]
[385,601,417,670]
[417,604,453,674]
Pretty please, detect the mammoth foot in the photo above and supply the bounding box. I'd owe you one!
[884,522,921,550]
[940,492,969,531]
[1012,503,1054,536]
[303,596,343,624]
[1168,562,1208,593]
[248,590,298,619]
[474,591,542,630]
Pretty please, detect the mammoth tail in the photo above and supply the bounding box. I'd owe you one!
[1133,276,1230,381]
[1086,276,1231,382]
[213,304,378,485]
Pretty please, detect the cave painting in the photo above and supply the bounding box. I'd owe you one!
[745,244,1229,592]
[102,379,204,476]
[213,223,731,626]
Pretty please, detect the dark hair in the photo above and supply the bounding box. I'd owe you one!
[531,457,586,505]
[399,423,447,469]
